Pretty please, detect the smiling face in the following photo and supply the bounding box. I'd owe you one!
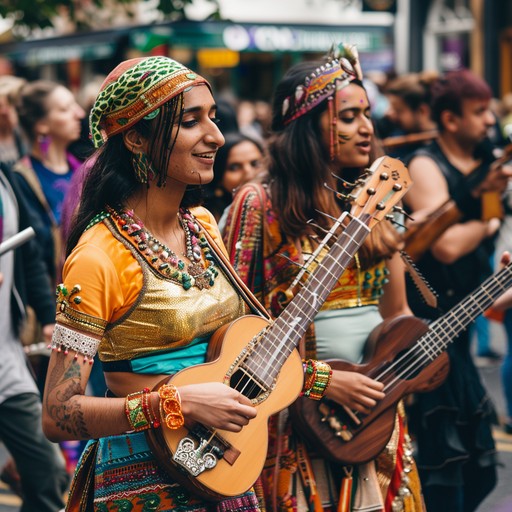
[320,83,373,169]
[164,85,225,187]
[36,86,85,144]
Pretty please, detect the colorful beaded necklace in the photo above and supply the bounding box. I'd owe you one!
[87,206,218,290]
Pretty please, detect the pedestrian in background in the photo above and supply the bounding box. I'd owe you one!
[0,161,69,511]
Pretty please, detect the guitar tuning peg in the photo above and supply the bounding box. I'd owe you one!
[278,252,309,270]
[307,219,331,235]
[392,205,414,221]
[331,172,356,188]
[385,214,406,229]
[324,183,350,201]
[315,209,344,223]
[279,253,313,289]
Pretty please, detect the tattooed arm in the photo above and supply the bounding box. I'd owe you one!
[42,337,132,442]
[42,327,257,442]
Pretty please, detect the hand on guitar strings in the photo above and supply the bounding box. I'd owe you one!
[178,382,257,432]
[323,370,385,415]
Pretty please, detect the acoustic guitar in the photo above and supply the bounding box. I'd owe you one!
[145,156,412,500]
[290,260,512,466]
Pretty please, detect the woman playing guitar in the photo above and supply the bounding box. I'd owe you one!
[41,57,265,511]
[223,44,425,512]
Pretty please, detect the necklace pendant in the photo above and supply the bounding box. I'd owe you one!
[192,271,212,290]
[187,261,205,277]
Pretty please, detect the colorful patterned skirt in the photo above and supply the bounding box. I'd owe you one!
[71,432,262,511]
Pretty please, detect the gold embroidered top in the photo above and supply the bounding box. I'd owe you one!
[56,207,245,363]
[300,237,390,310]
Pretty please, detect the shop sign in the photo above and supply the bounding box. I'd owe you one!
[223,24,385,52]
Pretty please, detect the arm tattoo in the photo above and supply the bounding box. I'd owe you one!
[46,357,91,438]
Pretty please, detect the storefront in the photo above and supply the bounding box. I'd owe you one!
[0,19,394,101]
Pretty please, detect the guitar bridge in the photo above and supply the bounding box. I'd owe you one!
[172,424,233,477]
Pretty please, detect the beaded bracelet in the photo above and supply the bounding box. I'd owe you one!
[301,360,333,400]
[158,384,185,430]
[125,388,161,432]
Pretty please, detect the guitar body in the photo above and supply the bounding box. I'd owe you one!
[290,315,450,465]
[146,315,304,500]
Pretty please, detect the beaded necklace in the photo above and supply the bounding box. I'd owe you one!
[87,206,218,290]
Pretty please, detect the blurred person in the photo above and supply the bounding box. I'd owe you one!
[41,55,264,511]
[403,69,512,512]
[223,44,425,512]
[216,95,240,134]
[486,183,512,434]
[383,71,439,159]
[500,92,512,141]
[253,100,272,139]
[237,99,264,141]
[0,161,69,511]
[204,131,267,225]
[68,75,106,161]
[13,79,85,284]
[0,76,27,167]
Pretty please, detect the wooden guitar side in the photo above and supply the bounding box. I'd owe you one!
[290,315,450,465]
[147,315,304,500]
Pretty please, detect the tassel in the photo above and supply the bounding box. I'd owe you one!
[337,466,353,512]
[296,441,323,512]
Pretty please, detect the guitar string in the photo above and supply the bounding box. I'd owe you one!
[340,266,512,423]
[193,205,372,456]
[380,269,512,387]
[380,270,512,391]
[232,220,369,395]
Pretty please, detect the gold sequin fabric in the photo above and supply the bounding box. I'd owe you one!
[100,219,245,362]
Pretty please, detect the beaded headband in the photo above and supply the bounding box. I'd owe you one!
[89,56,210,148]
[281,43,363,125]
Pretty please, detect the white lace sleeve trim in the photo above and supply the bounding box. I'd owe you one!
[51,324,100,361]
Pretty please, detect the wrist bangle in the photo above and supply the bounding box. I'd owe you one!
[158,383,185,430]
[125,388,161,432]
[301,360,332,400]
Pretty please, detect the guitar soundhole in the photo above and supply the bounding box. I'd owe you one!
[230,368,267,400]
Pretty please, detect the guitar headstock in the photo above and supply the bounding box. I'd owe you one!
[347,156,412,229]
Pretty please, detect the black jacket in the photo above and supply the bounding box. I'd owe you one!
[0,162,55,336]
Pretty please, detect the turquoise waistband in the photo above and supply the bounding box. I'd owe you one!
[101,336,209,374]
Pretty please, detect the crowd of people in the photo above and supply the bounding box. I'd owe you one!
[1,41,512,512]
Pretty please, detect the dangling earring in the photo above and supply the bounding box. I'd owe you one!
[132,152,156,184]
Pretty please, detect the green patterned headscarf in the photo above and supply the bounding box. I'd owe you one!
[89,56,209,148]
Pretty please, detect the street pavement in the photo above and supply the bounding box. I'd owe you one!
[0,323,511,511]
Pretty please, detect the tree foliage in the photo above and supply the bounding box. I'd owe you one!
[0,0,220,32]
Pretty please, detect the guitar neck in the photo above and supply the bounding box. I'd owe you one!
[420,263,512,358]
[251,215,371,379]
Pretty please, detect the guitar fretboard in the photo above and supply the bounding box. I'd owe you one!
[244,215,371,385]
[417,263,512,361]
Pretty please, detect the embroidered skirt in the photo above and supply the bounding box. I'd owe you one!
[76,432,261,511]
